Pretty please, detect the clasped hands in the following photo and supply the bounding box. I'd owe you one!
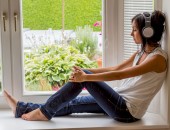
[69,66,86,82]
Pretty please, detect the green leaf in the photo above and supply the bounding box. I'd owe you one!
[24,44,97,90]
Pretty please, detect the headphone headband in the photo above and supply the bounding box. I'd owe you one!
[142,12,154,38]
[143,13,151,26]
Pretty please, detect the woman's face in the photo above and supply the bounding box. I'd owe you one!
[131,21,142,44]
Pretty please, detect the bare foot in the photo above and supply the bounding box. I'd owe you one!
[3,90,18,116]
[21,108,48,121]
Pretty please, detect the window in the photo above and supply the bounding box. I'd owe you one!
[23,1,102,93]
[22,0,102,93]
[123,0,153,60]
[0,0,103,103]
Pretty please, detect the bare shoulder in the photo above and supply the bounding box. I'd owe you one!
[148,54,167,73]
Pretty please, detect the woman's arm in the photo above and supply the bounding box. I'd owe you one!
[86,51,138,73]
[70,54,167,82]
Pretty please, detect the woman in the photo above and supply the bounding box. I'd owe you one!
[4,10,167,123]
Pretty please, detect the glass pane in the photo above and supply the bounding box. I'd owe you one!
[22,0,102,92]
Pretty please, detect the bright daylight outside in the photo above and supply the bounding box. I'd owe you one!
[22,0,102,92]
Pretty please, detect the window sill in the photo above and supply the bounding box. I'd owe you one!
[0,109,169,130]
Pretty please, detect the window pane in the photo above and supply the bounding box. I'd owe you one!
[124,0,154,60]
[22,0,102,92]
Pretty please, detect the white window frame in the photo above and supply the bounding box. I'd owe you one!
[0,0,12,108]
[10,0,106,103]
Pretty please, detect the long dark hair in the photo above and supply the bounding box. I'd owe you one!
[132,10,166,51]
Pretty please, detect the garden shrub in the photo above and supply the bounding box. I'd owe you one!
[24,44,97,91]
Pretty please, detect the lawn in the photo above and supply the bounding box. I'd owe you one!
[22,0,102,31]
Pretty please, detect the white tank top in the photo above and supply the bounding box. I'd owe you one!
[114,47,167,119]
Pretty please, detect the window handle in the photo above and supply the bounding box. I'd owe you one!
[14,13,17,32]
[2,13,7,32]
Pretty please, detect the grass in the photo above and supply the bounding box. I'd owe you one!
[22,0,102,31]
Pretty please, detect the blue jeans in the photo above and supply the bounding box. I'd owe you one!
[15,70,139,123]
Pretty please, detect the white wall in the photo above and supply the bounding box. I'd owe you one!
[162,0,170,129]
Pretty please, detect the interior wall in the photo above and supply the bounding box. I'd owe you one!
[161,0,170,127]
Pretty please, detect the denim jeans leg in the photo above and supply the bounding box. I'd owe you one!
[81,70,138,122]
[40,69,137,122]
[40,82,84,120]
[15,101,43,118]
[15,96,105,118]
[81,81,138,122]
[15,69,102,118]
[53,95,106,117]
[40,69,102,119]
[16,69,137,122]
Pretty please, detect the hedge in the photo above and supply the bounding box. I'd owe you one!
[22,0,102,31]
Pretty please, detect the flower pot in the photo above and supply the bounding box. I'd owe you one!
[52,84,60,91]
[97,58,102,68]
[39,79,52,91]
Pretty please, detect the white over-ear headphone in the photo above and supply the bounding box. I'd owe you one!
[142,13,154,38]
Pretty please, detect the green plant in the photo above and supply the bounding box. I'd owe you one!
[70,25,98,60]
[24,44,97,91]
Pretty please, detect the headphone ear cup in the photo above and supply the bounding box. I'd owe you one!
[142,12,154,38]
[142,26,154,38]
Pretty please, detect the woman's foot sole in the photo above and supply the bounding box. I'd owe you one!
[3,90,17,116]
[21,108,48,121]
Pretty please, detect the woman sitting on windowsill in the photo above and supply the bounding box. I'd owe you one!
[4,10,167,123]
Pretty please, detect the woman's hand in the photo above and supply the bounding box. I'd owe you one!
[69,66,86,82]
